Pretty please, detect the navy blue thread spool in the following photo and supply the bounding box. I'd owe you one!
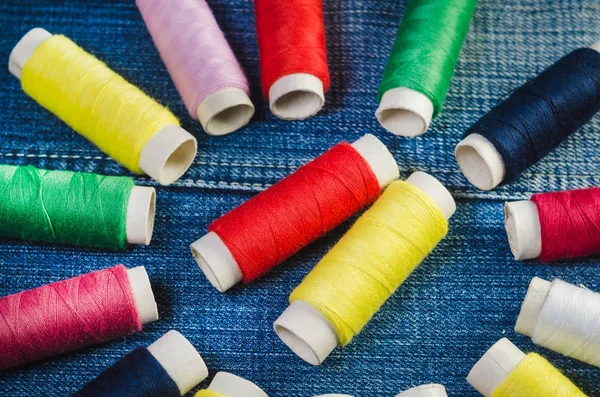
[74,331,208,397]
[455,40,600,191]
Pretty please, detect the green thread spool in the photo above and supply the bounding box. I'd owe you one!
[0,164,156,249]
[376,0,477,136]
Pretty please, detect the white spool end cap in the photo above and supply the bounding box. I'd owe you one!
[126,266,159,325]
[126,186,156,245]
[207,372,268,397]
[190,232,242,292]
[274,300,339,366]
[350,134,399,188]
[269,73,325,120]
[515,277,551,337]
[406,171,456,220]
[375,88,434,137]
[467,338,526,397]
[139,124,197,185]
[9,27,52,80]
[455,133,505,191]
[504,200,541,260]
[197,88,255,136]
[148,330,209,395]
[396,384,447,397]
[592,40,600,53]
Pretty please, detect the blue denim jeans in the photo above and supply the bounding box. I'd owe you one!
[0,0,599,396]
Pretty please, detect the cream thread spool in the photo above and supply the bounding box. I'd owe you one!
[147,330,209,395]
[376,87,435,137]
[516,277,600,367]
[273,171,456,365]
[125,266,159,325]
[203,372,268,397]
[467,338,527,397]
[454,39,600,191]
[396,384,447,397]
[190,133,400,293]
[8,28,198,186]
[269,73,325,120]
[504,200,542,260]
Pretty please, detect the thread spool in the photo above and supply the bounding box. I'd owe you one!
[75,330,208,396]
[0,164,155,248]
[137,0,254,136]
[376,0,477,136]
[505,187,600,261]
[467,338,586,396]
[195,372,268,397]
[190,134,399,292]
[0,265,158,371]
[516,277,600,368]
[9,28,197,185]
[455,40,600,190]
[275,172,456,365]
[396,385,447,397]
[254,0,329,120]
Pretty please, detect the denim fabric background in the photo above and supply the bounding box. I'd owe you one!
[1,1,600,396]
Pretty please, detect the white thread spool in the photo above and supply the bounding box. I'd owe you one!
[147,330,209,395]
[376,88,435,137]
[515,277,600,367]
[454,40,600,191]
[467,338,526,397]
[126,266,159,325]
[8,28,198,186]
[204,372,268,397]
[396,384,447,397]
[273,171,456,365]
[269,73,325,120]
[504,200,542,260]
[190,133,400,293]
[197,88,254,136]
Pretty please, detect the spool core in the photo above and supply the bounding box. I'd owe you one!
[206,372,268,397]
[274,171,456,365]
[504,200,542,260]
[126,186,156,245]
[376,88,434,137]
[467,338,525,397]
[396,384,447,397]
[197,88,255,136]
[514,277,552,337]
[269,73,325,120]
[147,330,208,396]
[454,134,505,191]
[9,27,198,186]
[126,266,159,325]
[190,134,400,293]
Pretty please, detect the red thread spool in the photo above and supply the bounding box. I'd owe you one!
[191,134,399,292]
[505,186,600,262]
[0,265,157,371]
[255,0,330,120]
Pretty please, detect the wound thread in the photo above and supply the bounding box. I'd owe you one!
[464,48,600,185]
[378,0,477,116]
[137,0,250,118]
[21,34,180,174]
[290,181,448,345]
[208,142,381,283]
[531,187,600,262]
[0,164,133,249]
[195,391,226,397]
[74,348,180,397]
[254,0,330,99]
[529,279,600,368]
[492,353,586,397]
[0,265,142,371]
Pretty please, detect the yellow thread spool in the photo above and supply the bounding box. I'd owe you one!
[9,28,197,185]
[468,338,587,397]
[196,372,268,397]
[196,391,226,397]
[276,172,456,365]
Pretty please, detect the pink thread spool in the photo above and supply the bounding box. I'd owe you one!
[137,0,254,136]
[0,265,158,371]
